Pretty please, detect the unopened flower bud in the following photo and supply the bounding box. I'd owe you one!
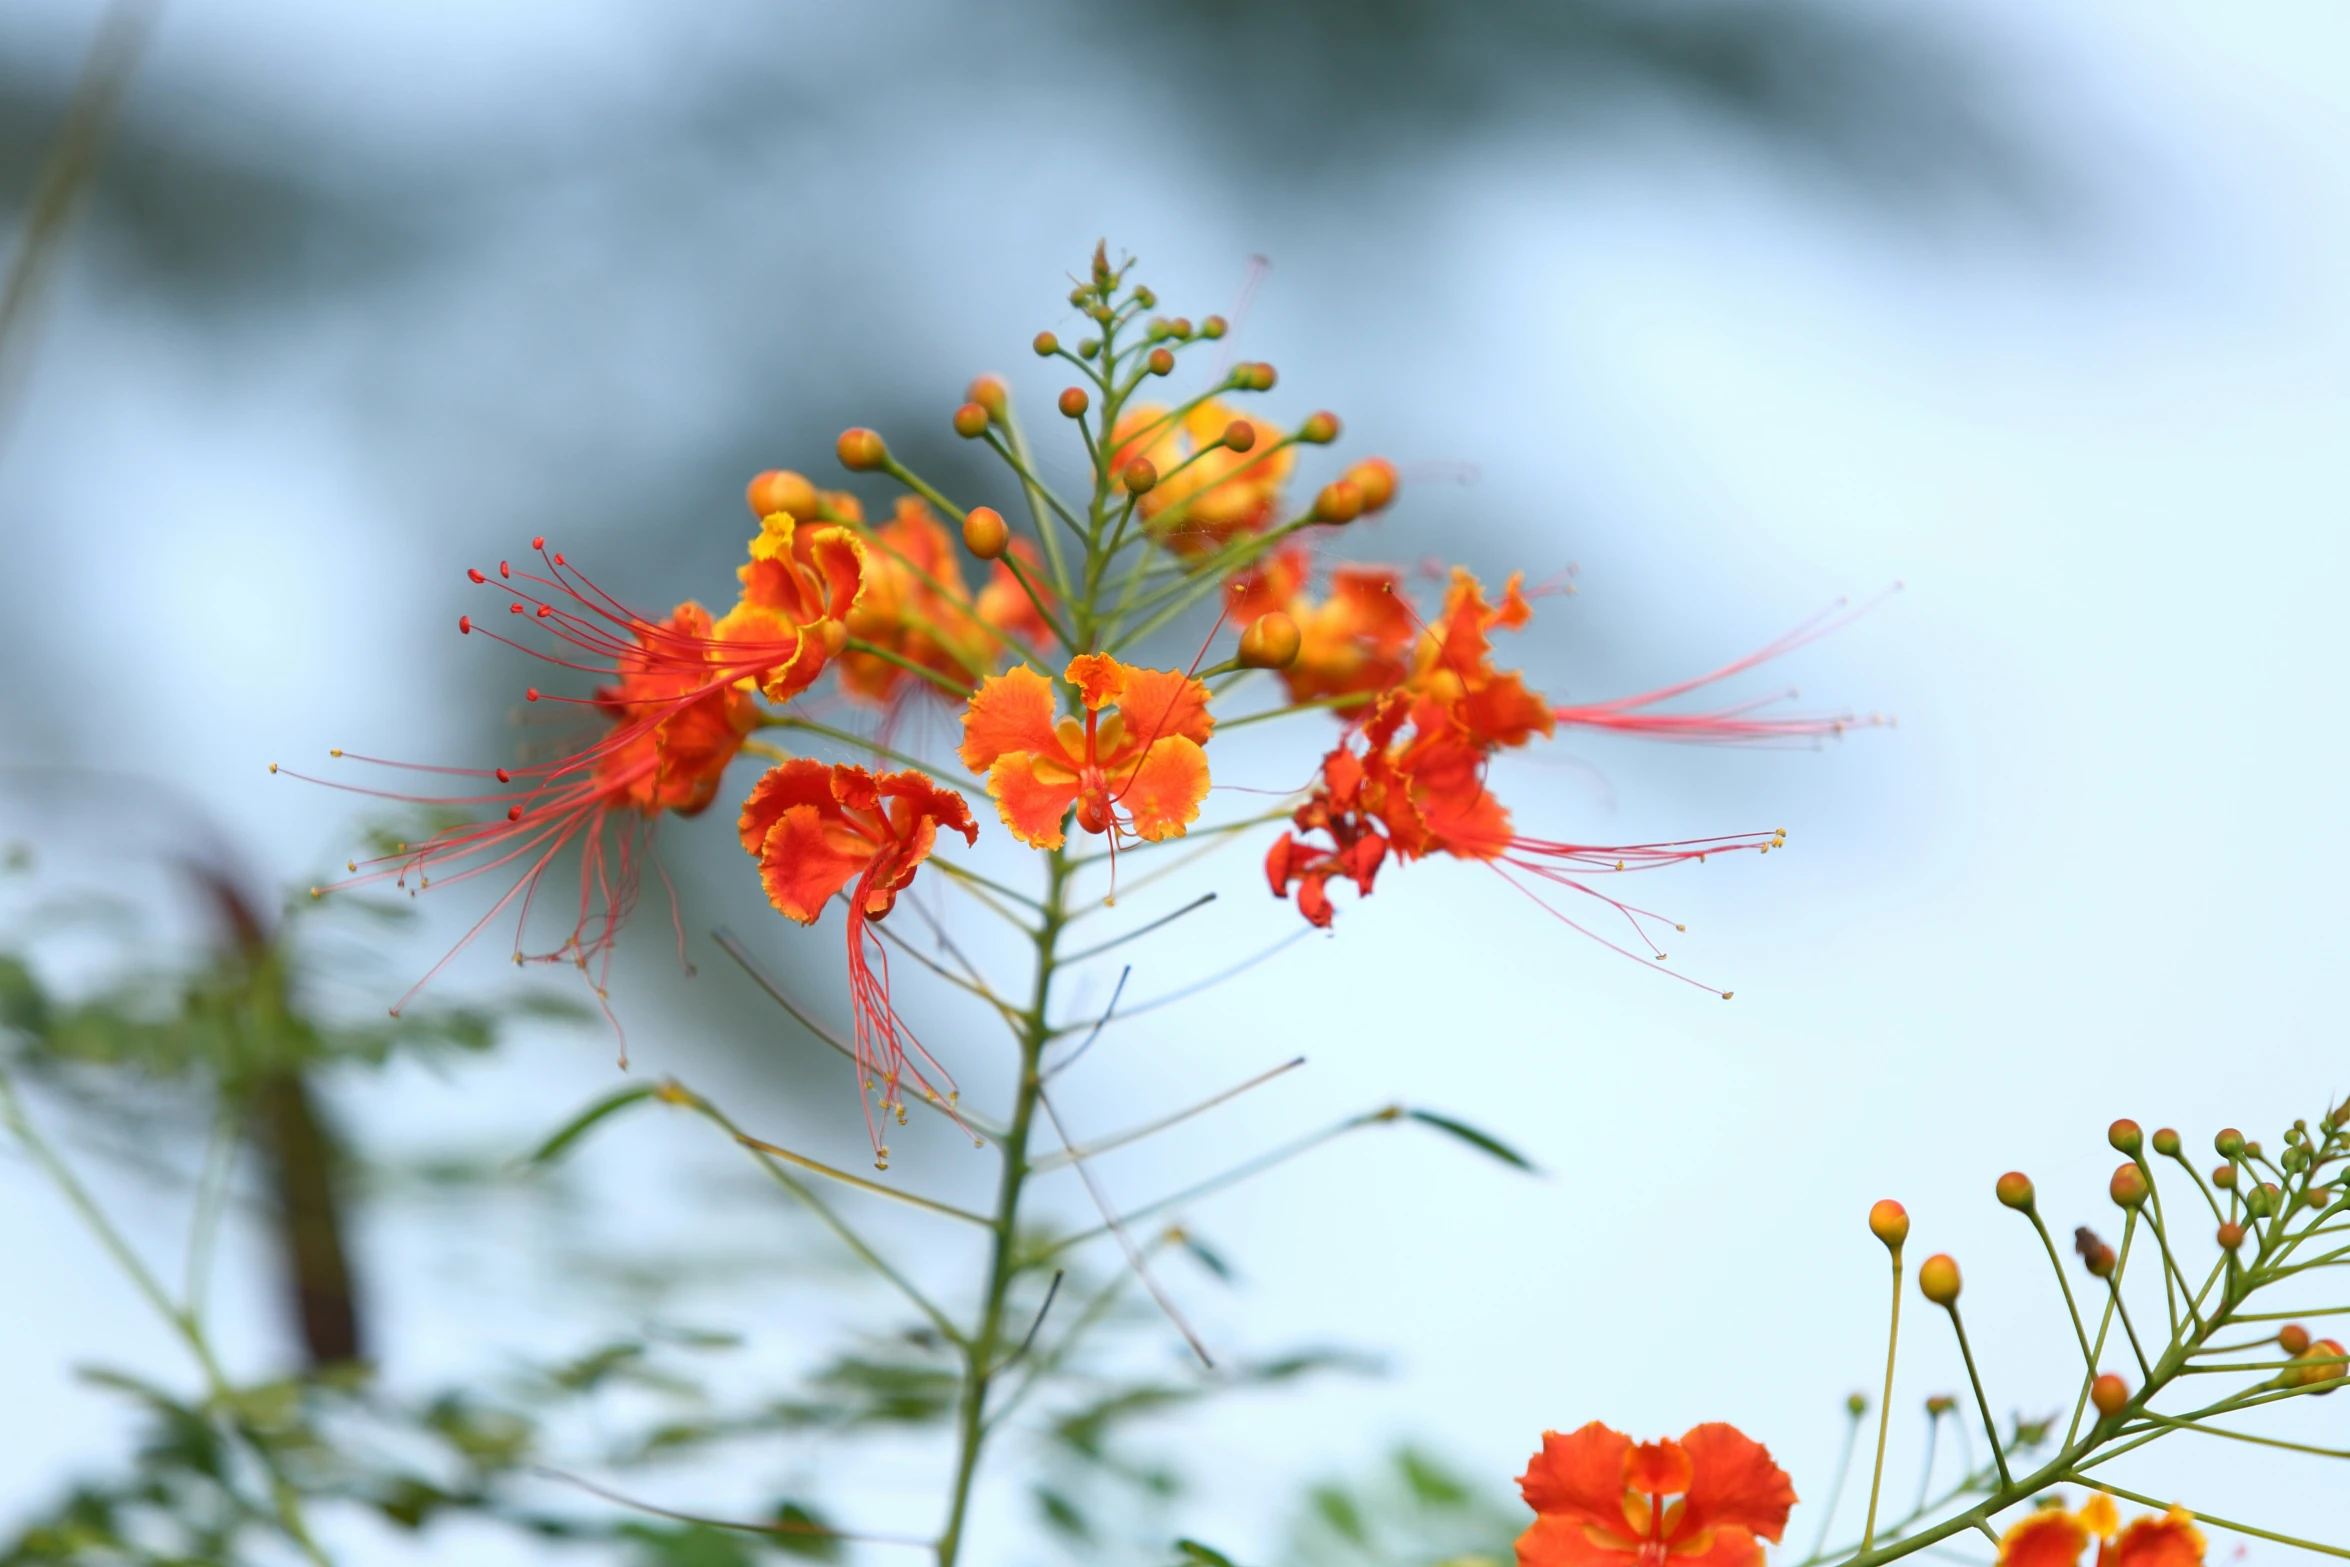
[1995,1171,2036,1211]
[2283,1144,2311,1173]
[1299,410,1341,444]
[2108,1118,2143,1156]
[747,468,818,521]
[2151,1127,2181,1157]
[966,374,1009,420]
[2216,1220,2245,1250]
[952,401,991,439]
[1121,458,1158,495]
[2090,1373,2129,1418]
[2216,1127,2245,1158]
[1238,611,1301,670]
[1925,1395,1957,1416]
[2330,1101,2349,1130]
[1918,1253,1962,1306]
[2245,1140,2264,1160]
[1132,284,1155,308]
[1033,331,1060,357]
[1312,479,1364,525]
[1201,315,1228,340]
[1058,386,1090,419]
[2212,1164,2236,1189]
[1147,347,1175,376]
[1222,419,1257,453]
[2074,1226,2115,1277]
[1170,317,1193,339]
[962,506,1008,560]
[1252,361,1278,391]
[2109,1163,2149,1209]
[1869,1199,1910,1250]
[1078,338,1101,360]
[2280,1323,2312,1356]
[1345,457,1398,513]
[2306,1339,2346,1394]
[836,428,888,472]
[1845,1392,1868,1417]
[2247,1183,2280,1218]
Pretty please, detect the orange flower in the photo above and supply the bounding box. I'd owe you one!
[1226,545,1418,712]
[838,496,995,704]
[974,538,1057,652]
[738,758,978,1153]
[712,507,868,703]
[1408,567,1555,752]
[1112,398,1295,557]
[958,654,1213,851]
[1996,1496,2204,1567]
[300,545,774,1034]
[1515,1422,1795,1567]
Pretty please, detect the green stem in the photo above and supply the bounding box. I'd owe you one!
[935,848,1071,1567]
[1862,1248,1905,1551]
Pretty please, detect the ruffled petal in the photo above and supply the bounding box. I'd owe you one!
[1066,652,1127,711]
[1462,669,1559,750]
[2100,1509,2204,1567]
[1664,1526,1764,1567]
[1676,1424,1797,1545]
[879,769,980,848]
[1997,1509,2091,1567]
[987,752,1080,850]
[752,804,874,924]
[959,666,1064,771]
[1115,735,1210,842]
[1519,1423,1633,1533]
[1626,1440,1692,1497]
[1516,1515,1641,1567]
[803,525,869,621]
[1111,664,1215,749]
[737,758,841,856]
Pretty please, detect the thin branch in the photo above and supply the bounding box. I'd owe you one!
[1059,893,1216,966]
[1037,1087,1213,1366]
[532,1469,935,1551]
[992,1269,1064,1375]
[1045,965,1129,1079]
[733,1131,992,1226]
[1033,1057,1306,1171]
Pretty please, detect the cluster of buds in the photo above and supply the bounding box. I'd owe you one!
[284,244,1874,1158]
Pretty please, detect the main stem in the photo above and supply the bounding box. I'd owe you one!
[935,848,1071,1567]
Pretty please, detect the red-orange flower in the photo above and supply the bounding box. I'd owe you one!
[1226,545,1417,712]
[298,545,775,1033]
[838,496,995,705]
[738,758,978,1155]
[1996,1496,2204,1567]
[712,507,868,703]
[958,654,1213,851]
[1407,567,1555,752]
[1516,1422,1796,1567]
[1112,398,1295,557]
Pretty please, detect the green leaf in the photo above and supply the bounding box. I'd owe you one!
[1397,1447,1473,1509]
[767,1501,844,1562]
[1406,1109,1536,1173]
[526,1084,662,1167]
[1036,1486,1092,1542]
[1311,1484,1368,1544]
[1173,1539,1241,1566]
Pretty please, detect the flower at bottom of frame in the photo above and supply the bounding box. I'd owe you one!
[1514,1422,1796,1567]
[1996,1496,2205,1567]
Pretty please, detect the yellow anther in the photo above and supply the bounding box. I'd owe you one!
[330,748,343,757]
[269,762,280,773]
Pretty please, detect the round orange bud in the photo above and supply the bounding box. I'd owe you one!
[1057,386,1090,419]
[966,374,1009,420]
[1345,457,1398,513]
[1252,362,1278,391]
[1299,410,1341,444]
[2090,1373,2129,1418]
[2212,1164,2236,1189]
[1033,331,1060,356]
[2215,1127,2246,1158]
[1918,1253,1962,1306]
[747,468,818,521]
[2109,1163,2149,1209]
[961,506,1008,560]
[952,401,991,439]
[1311,479,1364,525]
[2108,1119,2143,1156]
[1170,317,1193,339]
[1147,347,1176,376]
[1121,458,1158,495]
[1238,611,1301,670]
[1222,419,1257,453]
[836,427,888,472]
[2216,1220,2246,1250]
[1200,314,1228,340]
[2279,1323,2312,1356]
[2151,1127,2181,1157]
[2307,1339,2346,1394]
[1869,1199,1910,1250]
[1995,1171,2036,1211]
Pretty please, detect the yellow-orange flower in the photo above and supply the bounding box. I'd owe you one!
[1516,1422,1796,1567]
[958,654,1213,850]
[1113,397,1294,557]
[1996,1496,2204,1567]
[1225,545,1417,713]
[712,508,867,703]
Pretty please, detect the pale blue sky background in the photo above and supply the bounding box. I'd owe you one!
[2,2,2346,1562]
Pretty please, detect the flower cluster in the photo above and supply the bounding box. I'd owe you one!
[288,244,1868,1157]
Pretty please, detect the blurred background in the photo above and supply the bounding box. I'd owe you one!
[3,0,2346,1561]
